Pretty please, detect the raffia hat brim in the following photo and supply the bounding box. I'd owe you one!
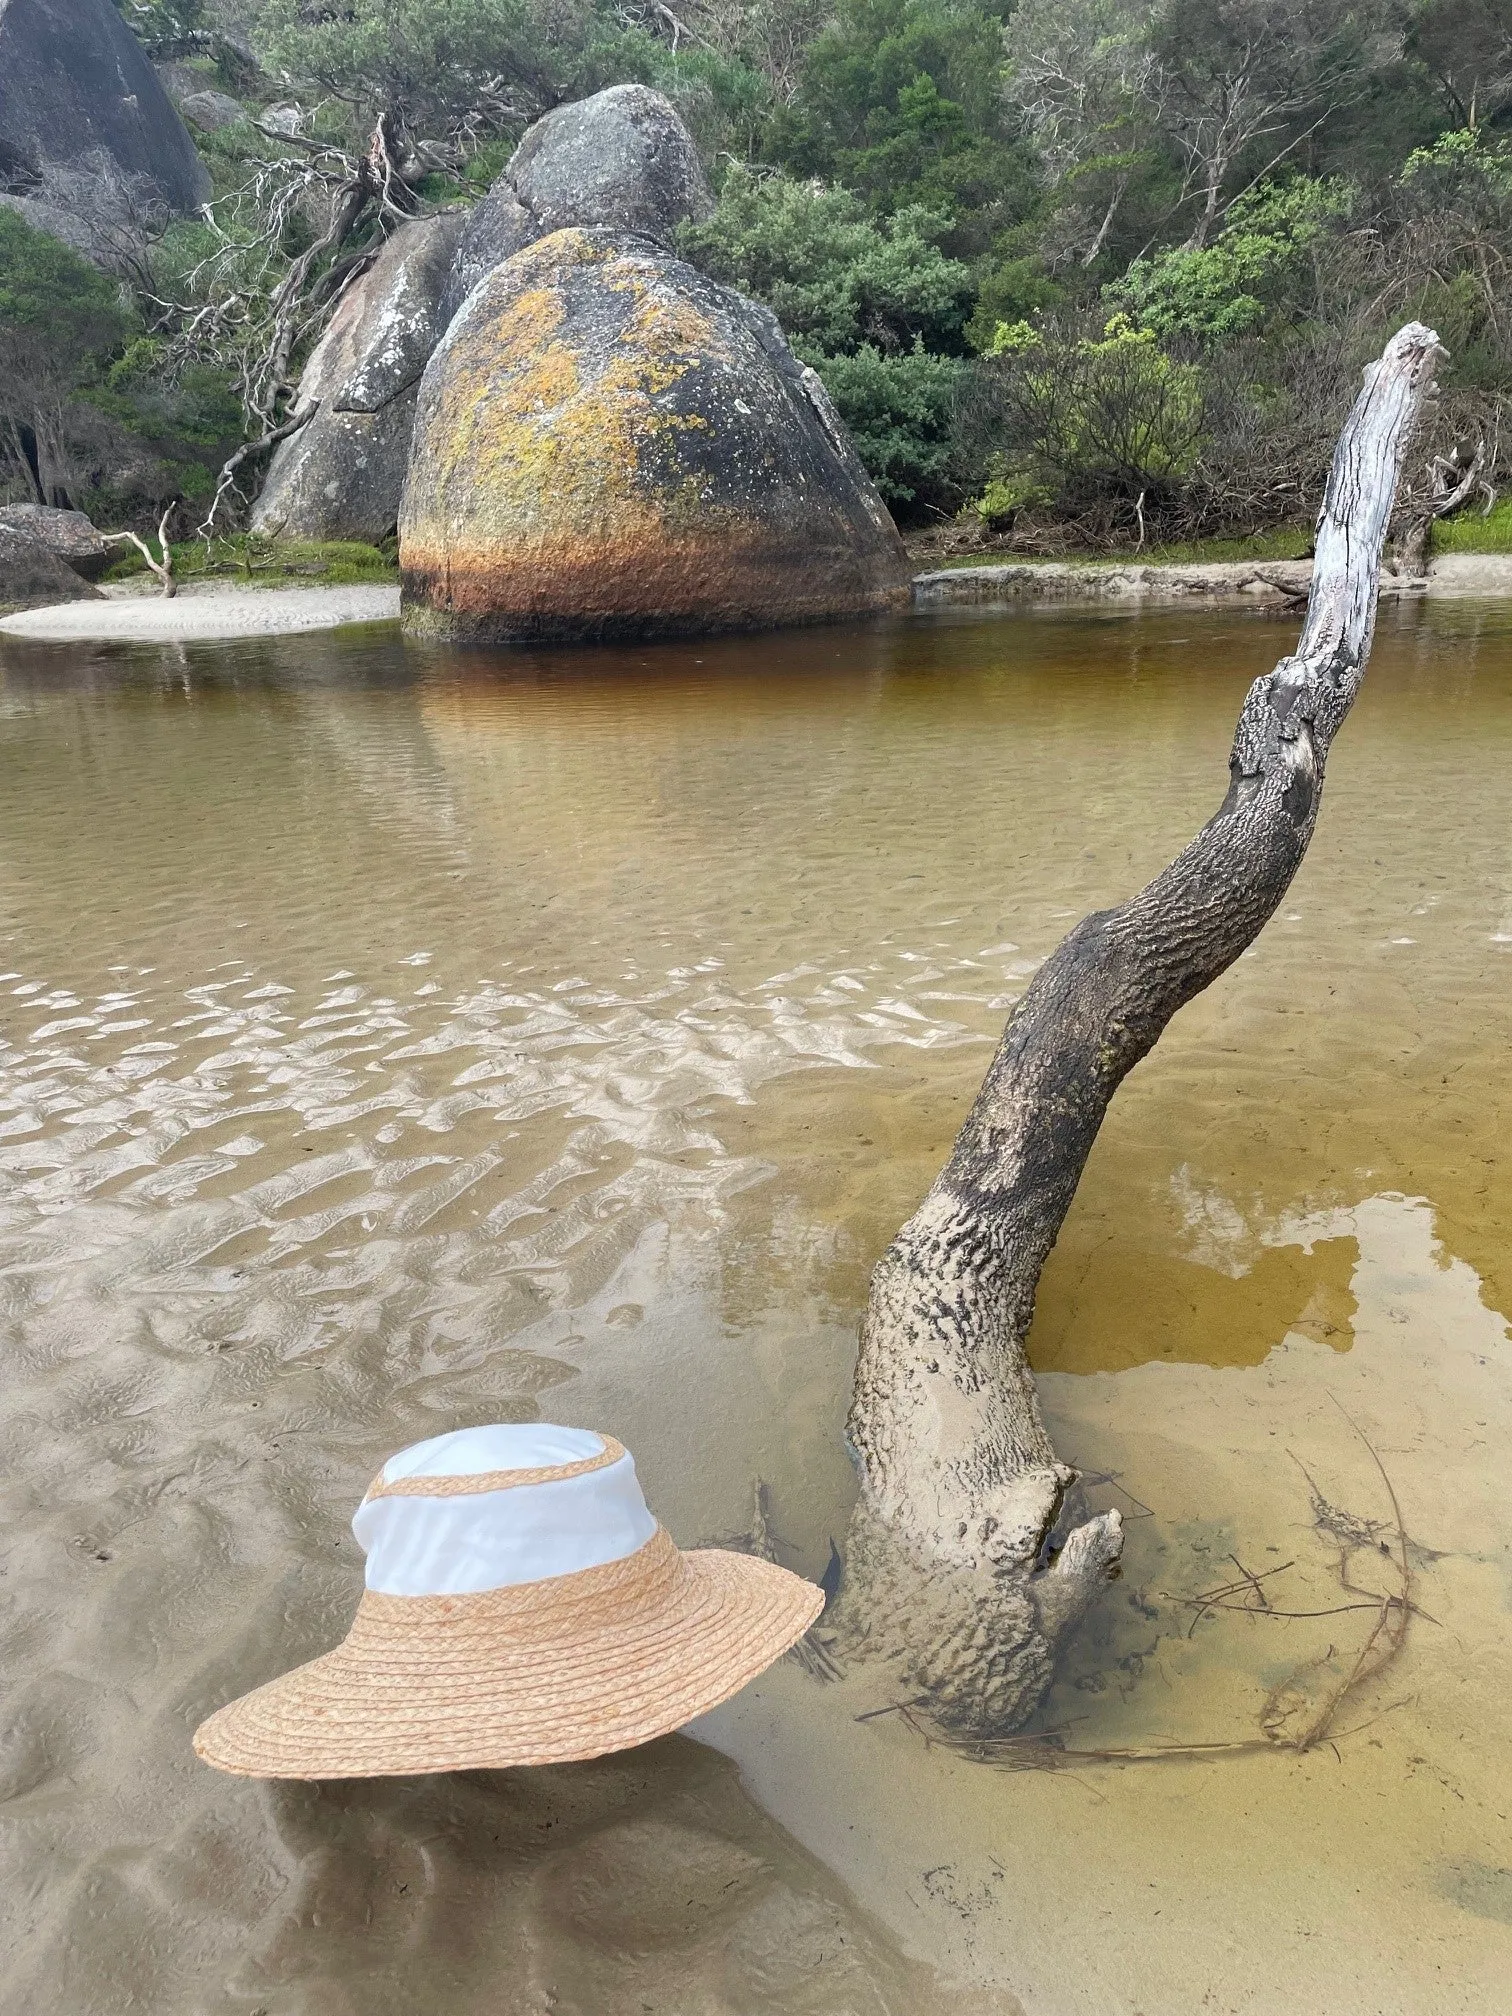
[193,1531,823,1778]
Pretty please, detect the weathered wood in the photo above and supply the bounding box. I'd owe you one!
[829,323,1443,1737]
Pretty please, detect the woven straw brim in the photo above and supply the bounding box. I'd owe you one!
[193,1531,823,1778]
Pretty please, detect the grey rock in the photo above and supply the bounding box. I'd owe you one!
[440,84,712,324]
[0,0,209,212]
[401,227,911,642]
[0,190,99,257]
[178,90,247,135]
[253,212,466,544]
[0,501,109,578]
[0,522,103,610]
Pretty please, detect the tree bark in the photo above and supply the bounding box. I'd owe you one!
[826,323,1443,1738]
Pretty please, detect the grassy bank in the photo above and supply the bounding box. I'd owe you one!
[102,536,398,589]
[912,506,1512,573]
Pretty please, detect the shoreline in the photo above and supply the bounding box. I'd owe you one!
[911,550,1512,607]
[4,552,1512,643]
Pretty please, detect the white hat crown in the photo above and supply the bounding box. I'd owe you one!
[351,1423,659,1597]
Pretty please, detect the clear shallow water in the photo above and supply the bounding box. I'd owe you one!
[2,602,1511,2013]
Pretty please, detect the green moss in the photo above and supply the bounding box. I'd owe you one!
[101,536,398,587]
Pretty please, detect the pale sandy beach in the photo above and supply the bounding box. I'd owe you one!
[7,554,1512,645]
[0,582,401,641]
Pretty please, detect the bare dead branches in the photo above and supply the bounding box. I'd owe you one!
[149,109,470,530]
[1390,428,1500,574]
[831,323,1441,1740]
[930,1415,1423,1771]
[101,505,177,596]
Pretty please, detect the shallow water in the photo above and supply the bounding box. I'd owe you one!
[2,601,1511,2013]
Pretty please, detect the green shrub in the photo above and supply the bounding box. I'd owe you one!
[804,340,966,506]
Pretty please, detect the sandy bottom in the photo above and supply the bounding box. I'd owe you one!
[1,601,1511,2013]
[0,583,400,640]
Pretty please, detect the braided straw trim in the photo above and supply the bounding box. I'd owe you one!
[362,1434,624,1502]
[193,1540,824,1778]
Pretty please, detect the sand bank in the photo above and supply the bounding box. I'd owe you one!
[0,581,400,640]
[911,548,1512,607]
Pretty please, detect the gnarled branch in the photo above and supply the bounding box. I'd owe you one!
[827,322,1442,1737]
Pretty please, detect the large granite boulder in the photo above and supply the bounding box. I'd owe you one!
[252,212,466,545]
[0,522,103,610]
[439,84,712,325]
[0,0,209,212]
[399,228,912,643]
[0,501,109,577]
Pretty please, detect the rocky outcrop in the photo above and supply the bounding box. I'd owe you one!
[0,522,103,610]
[252,212,466,545]
[0,0,209,212]
[0,502,109,578]
[439,85,712,324]
[399,228,912,643]
[178,90,247,135]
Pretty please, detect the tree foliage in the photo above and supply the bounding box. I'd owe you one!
[21,0,1512,535]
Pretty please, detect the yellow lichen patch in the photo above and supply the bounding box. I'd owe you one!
[399,225,912,635]
[418,265,726,547]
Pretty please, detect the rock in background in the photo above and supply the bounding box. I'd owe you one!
[438,84,713,325]
[251,212,466,546]
[399,228,912,643]
[0,502,109,578]
[0,522,103,609]
[0,0,209,213]
[256,85,712,547]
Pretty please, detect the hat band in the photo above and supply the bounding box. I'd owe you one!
[342,1527,688,1653]
[351,1442,659,1596]
[362,1435,626,1503]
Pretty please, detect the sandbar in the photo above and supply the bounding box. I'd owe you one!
[0,582,400,641]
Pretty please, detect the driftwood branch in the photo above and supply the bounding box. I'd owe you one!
[824,322,1442,1738]
[101,505,177,597]
[1389,433,1487,575]
[199,402,321,539]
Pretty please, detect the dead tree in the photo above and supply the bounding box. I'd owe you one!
[827,322,1442,1738]
[101,506,177,597]
[1389,434,1497,577]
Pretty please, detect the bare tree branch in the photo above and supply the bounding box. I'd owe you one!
[825,322,1443,1739]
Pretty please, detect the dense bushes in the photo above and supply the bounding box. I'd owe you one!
[51,0,1512,540]
[0,209,240,517]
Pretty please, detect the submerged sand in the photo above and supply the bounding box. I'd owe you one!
[1,601,1510,2013]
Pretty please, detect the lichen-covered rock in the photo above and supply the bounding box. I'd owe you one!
[252,212,465,544]
[0,502,109,578]
[0,523,103,610]
[400,228,912,643]
[0,0,209,212]
[439,85,712,325]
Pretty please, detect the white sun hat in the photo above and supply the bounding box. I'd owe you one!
[193,1423,823,1779]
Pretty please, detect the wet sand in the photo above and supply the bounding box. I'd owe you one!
[2,601,1511,2012]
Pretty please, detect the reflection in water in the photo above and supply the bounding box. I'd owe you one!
[1,600,1511,2012]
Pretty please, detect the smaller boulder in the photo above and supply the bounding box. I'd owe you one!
[0,503,110,579]
[0,524,103,611]
[252,211,465,544]
[179,90,247,135]
[440,85,712,324]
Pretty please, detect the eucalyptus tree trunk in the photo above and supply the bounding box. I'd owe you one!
[828,323,1443,1738]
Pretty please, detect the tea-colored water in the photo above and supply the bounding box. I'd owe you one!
[2,602,1510,2013]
